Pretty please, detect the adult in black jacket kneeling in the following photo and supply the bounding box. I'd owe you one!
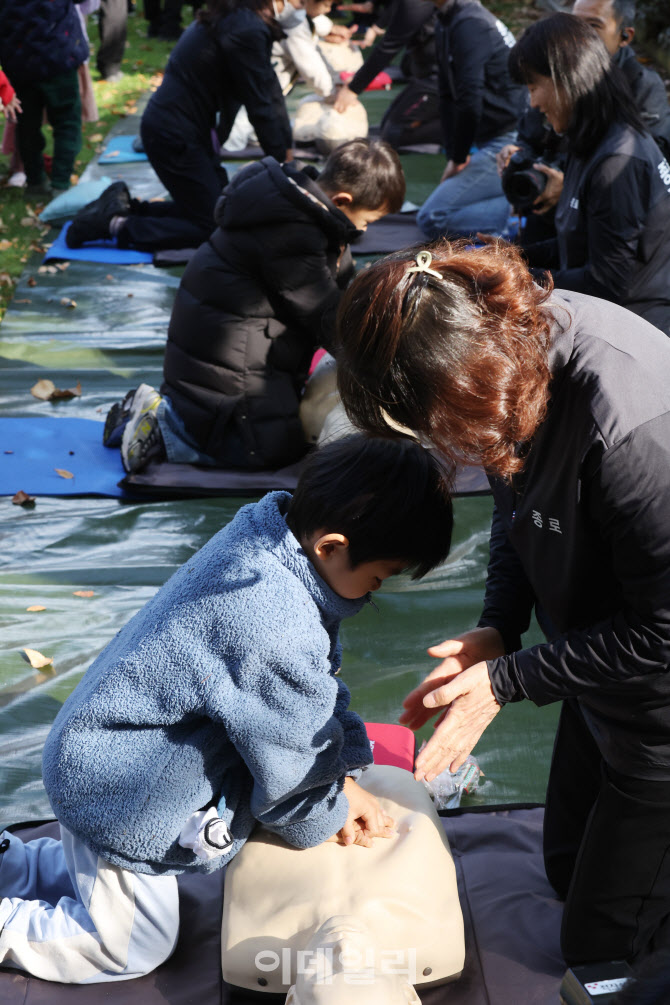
[510,13,670,335]
[67,0,292,252]
[111,139,404,473]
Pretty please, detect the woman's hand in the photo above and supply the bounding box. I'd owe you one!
[399,626,505,731]
[328,83,359,114]
[413,662,502,780]
[531,163,564,214]
[440,157,470,183]
[496,142,520,177]
[330,777,396,847]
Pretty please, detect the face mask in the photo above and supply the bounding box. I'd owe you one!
[275,0,305,29]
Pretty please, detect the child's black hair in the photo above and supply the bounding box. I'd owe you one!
[286,434,453,579]
[318,139,406,214]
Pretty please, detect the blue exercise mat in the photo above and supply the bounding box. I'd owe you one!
[0,418,127,498]
[99,134,148,163]
[44,223,153,265]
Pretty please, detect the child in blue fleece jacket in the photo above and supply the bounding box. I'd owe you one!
[0,434,452,984]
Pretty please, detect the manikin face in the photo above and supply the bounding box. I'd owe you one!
[527,74,572,134]
[572,0,631,55]
[285,917,421,1005]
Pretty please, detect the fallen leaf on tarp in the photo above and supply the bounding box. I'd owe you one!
[73,590,95,598]
[21,648,53,669]
[55,469,74,479]
[31,379,56,400]
[27,276,37,287]
[105,274,116,281]
[50,381,81,400]
[54,262,70,271]
[27,605,46,612]
[105,150,120,158]
[15,298,32,304]
[30,379,81,401]
[38,265,58,274]
[12,490,36,507]
[5,450,13,454]
[59,297,77,309]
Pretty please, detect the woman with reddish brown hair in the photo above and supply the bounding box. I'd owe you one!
[336,240,670,968]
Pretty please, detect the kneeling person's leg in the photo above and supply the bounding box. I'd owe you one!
[0,826,179,983]
[560,767,670,966]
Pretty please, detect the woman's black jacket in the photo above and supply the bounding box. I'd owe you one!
[161,158,358,470]
[479,291,670,780]
[525,123,670,335]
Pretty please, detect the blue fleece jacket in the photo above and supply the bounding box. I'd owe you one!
[42,492,373,876]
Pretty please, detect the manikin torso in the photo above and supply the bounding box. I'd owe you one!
[221,764,465,1002]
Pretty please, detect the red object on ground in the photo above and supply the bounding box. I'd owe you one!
[339,70,392,91]
[0,70,15,107]
[365,722,415,772]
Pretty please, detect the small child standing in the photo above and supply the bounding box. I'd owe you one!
[0,1,89,198]
[0,434,452,984]
[100,138,405,474]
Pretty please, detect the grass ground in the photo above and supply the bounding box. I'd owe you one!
[0,7,191,321]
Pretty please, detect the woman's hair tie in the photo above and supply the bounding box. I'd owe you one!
[406,250,444,281]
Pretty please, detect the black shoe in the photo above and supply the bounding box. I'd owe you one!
[103,388,138,447]
[65,181,131,248]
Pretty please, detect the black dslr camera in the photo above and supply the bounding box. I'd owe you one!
[501,151,547,212]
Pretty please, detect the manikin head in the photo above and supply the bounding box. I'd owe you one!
[285,917,421,1005]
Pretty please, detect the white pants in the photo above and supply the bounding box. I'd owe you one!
[0,827,179,983]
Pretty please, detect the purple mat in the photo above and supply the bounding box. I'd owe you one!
[0,808,564,1003]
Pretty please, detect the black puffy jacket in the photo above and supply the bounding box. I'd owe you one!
[161,158,358,470]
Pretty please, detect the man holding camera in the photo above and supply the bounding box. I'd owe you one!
[498,0,670,225]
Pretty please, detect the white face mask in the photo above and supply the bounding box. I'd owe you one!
[274,0,305,28]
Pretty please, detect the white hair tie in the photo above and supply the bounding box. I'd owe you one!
[406,250,443,280]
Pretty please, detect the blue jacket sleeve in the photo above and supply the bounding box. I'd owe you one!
[208,645,372,848]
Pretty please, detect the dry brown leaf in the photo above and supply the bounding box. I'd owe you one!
[55,469,74,479]
[73,590,95,598]
[30,378,81,401]
[20,216,37,227]
[54,262,70,271]
[21,647,53,669]
[105,274,116,281]
[90,133,104,142]
[27,605,46,612]
[27,276,37,287]
[59,297,77,309]
[0,239,13,251]
[15,298,32,304]
[12,490,36,507]
[0,272,14,285]
[31,379,56,400]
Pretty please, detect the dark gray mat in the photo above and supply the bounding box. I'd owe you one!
[352,210,427,254]
[0,808,564,1004]
[120,457,490,499]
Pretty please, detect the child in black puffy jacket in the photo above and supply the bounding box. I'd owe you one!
[106,139,406,473]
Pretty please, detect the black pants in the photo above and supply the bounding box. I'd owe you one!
[544,700,670,966]
[15,70,82,188]
[97,0,128,78]
[117,120,228,251]
[380,77,444,151]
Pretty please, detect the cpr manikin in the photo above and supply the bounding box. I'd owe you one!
[221,764,465,1001]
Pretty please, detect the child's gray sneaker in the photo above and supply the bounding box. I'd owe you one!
[120,384,166,473]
